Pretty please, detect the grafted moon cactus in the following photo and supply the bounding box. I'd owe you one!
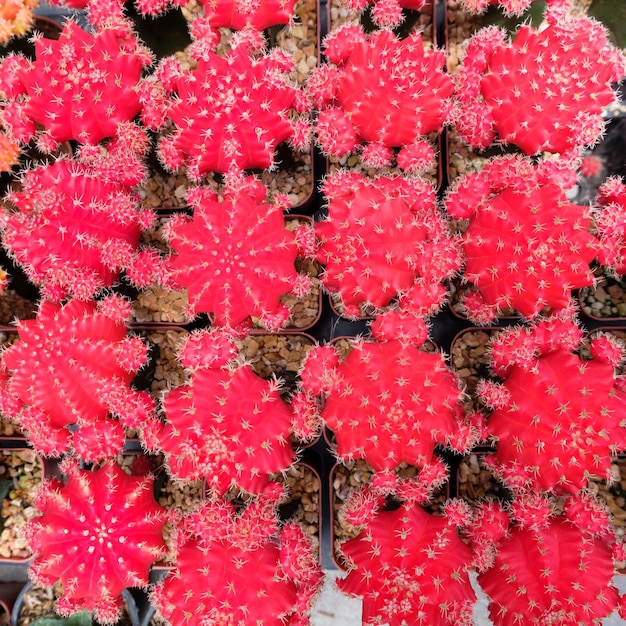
[337,0,428,29]
[477,318,626,494]
[195,0,299,30]
[162,175,311,330]
[299,337,479,486]
[156,30,309,178]
[151,486,323,625]
[0,19,154,148]
[309,25,453,172]
[471,495,623,626]
[315,171,461,317]
[451,8,625,154]
[0,297,154,462]
[456,0,542,14]
[445,155,604,323]
[141,329,297,495]
[2,157,157,302]
[593,177,626,275]
[336,495,476,626]
[24,460,168,624]
[0,0,38,46]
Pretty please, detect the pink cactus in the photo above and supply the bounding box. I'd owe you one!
[0,19,154,149]
[162,175,311,330]
[471,495,623,626]
[1,156,157,302]
[151,485,323,625]
[477,318,626,494]
[0,297,155,462]
[338,0,428,28]
[594,177,626,275]
[445,155,605,323]
[315,171,461,317]
[309,25,453,172]
[336,494,476,626]
[451,8,625,155]
[194,0,299,30]
[299,337,480,487]
[141,328,298,495]
[456,0,550,15]
[24,460,168,624]
[156,29,310,178]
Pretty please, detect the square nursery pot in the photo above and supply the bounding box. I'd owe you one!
[11,580,140,626]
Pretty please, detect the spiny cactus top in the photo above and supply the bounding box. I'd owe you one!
[156,30,310,178]
[25,460,168,625]
[163,175,310,330]
[141,329,297,495]
[337,500,476,626]
[0,297,154,462]
[309,25,453,172]
[477,318,626,495]
[473,495,623,626]
[337,0,427,28]
[151,487,324,626]
[0,19,153,148]
[315,171,461,317]
[451,7,626,155]
[2,156,157,302]
[0,0,37,45]
[300,338,478,479]
[593,177,626,275]
[445,155,604,323]
[195,0,299,30]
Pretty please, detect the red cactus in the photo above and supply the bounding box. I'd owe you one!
[451,9,625,155]
[299,338,479,483]
[475,495,621,626]
[141,328,297,495]
[0,19,153,149]
[594,177,626,275]
[156,30,309,178]
[336,498,476,626]
[151,486,323,625]
[24,460,168,624]
[315,171,461,317]
[445,155,603,323]
[0,297,154,462]
[338,0,428,28]
[162,175,310,330]
[1,156,157,302]
[456,0,549,15]
[477,319,626,495]
[309,25,453,172]
[194,0,299,30]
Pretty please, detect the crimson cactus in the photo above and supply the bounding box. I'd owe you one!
[151,484,323,625]
[309,24,453,172]
[24,460,168,624]
[476,317,626,494]
[445,155,606,323]
[593,176,626,275]
[0,19,154,149]
[336,489,476,626]
[155,28,310,178]
[469,494,624,626]
[1,155,158,302]
[0,297,154,462]
[337,0,428,29]
[194,0,299,30]
[298,337,481,488]
[456,0,545,14]
[141,328,298,495]
[451,7,625,155]
[162,175,311,330]
[315,171,461,318]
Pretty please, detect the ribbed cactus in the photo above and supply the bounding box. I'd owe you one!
[337,0,428,28]
[336,493,476,626]
[0,297,154,462]
[0,0,37,45]
[151,485,323,625]
[0,19,153,149]
[445,155,604,323]
[2,156,157,302]
[24,460,168,624]
[451,7,625,154]
[309,24,453,172]
[156,29,310,178]
[476,317,626,494]
[594,176,626,275]
[162,175,311,330]
[315,171,461,317]
[141,328,298,495]
[194,0,299,30]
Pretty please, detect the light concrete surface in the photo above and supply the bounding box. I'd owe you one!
[310,570,626,625]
